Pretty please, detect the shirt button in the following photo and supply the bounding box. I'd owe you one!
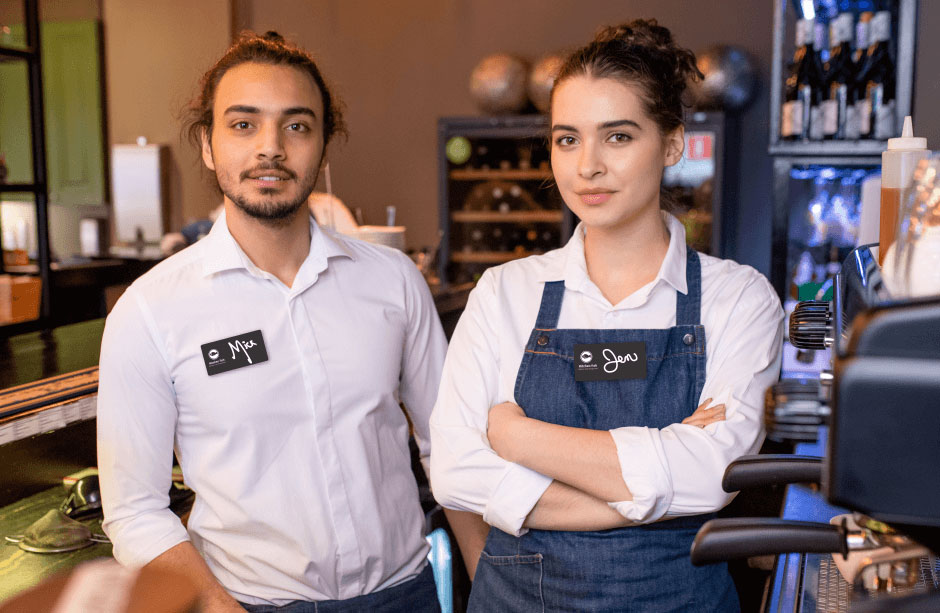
[683,333,695,346]
[537,334,549,346]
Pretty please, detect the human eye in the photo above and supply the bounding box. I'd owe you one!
[231,120,252,130]
[554,134,578,147]
[607,132,633,144]
[286,122,309,132]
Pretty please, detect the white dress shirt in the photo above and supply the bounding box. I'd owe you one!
[430,213,784,536]
[97,213,447,606]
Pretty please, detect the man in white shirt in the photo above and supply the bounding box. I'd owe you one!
[97,32,484,613]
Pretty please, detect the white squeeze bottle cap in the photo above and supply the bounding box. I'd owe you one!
[887,116,927,151]
[882,116,927,189]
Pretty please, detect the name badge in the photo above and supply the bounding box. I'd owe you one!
[201,330,269,376]
[573,342,647,381]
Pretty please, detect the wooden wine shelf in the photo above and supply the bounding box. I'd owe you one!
[451,250,536,264]
[450,210,563,223]
[449,168,552,181]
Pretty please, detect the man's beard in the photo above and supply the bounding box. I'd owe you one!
[218,162,319,226]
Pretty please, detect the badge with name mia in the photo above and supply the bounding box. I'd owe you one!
[201,330,269,376]
[573,342,647,381]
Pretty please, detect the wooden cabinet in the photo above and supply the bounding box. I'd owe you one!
[0,20,105,206]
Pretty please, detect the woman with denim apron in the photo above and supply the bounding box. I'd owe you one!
[430,19,784,612]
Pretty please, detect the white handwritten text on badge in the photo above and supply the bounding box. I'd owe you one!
[201,330,269,376]
[574,342,647,381]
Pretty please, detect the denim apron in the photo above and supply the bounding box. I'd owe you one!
[469,250,739,612]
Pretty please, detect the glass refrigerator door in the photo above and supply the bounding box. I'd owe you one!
[780,161,880,376]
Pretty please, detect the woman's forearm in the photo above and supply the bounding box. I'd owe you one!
[499,414,632,503]
[523,480,632,531]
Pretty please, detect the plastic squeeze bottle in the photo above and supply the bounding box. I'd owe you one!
[879,116,927,265]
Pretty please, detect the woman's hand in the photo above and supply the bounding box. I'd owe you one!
[682,398,726,428]
[487,402,527,462]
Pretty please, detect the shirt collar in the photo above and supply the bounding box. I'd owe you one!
[201,210,355,278]
[538,211,689,296]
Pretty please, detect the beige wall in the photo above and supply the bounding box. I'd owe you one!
[230,0,775,254]
[94,0,939,269]
[103,0,231,228]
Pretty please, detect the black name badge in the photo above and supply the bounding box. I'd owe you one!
[574,342,647,381]
[201,330,269,376]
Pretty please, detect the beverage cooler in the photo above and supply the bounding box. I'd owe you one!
[437,112,732,285]
[767,0,916,375]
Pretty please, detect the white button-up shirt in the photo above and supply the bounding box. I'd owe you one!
[430,213,784,536]
[97,213,447,606]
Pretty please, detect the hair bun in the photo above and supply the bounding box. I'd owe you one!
[262,30,285,43]
[595,19,703,86]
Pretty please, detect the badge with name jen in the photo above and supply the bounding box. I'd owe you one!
[201,330,269,376]
[574,342,647,381]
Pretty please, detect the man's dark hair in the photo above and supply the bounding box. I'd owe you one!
[183,30,346,153]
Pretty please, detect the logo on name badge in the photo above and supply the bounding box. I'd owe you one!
[573,342,647,381]
[201,330,269,376]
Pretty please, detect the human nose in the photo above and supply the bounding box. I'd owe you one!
[255,123,285,161]
[577,142,604,179]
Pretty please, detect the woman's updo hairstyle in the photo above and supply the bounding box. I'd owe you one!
[552,19,702,136]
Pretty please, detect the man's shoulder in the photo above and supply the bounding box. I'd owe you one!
[127,240,214,299]
[327,231,417,279]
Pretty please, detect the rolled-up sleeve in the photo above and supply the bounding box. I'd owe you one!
[97,287,190,567]
[608,275,784,522]
[430,272,552,536]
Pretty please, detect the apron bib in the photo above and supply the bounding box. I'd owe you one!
[469,251,739,612]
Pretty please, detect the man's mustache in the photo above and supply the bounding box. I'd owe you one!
[240,163,296,180]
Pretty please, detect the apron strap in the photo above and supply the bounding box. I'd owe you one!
[534,281,566,330]
[675,249,702,326]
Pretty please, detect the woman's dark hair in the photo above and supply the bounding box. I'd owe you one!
[183,30,346,153]
[552,19,702,137]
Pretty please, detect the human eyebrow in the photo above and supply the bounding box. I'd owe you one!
[281,107,317,119]
[223,105,260,115]
[599,119,641,130]
[551,124,579,133]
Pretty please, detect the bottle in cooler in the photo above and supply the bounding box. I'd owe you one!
[781,19,823,141]
[857,10,896,140]
[821,13,854,140]
[809,21,828,141]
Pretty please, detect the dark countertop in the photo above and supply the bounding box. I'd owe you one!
[0,319,104,391]
[0,486,111,604]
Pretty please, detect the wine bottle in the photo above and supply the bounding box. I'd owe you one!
[781,19,822,141]
[858,10,896,140]
[809,21,828,141]
[846,12,872,140]
[821,13,854,140]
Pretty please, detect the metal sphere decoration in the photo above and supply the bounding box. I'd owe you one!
[527,53,564,113]
[469,53,530,115]
[693,45,757,112]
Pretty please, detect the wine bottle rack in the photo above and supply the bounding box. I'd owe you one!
[437,115,573,285]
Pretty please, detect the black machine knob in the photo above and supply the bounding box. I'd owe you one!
[789,300,833,350]
[721,455,822,492]
[764,378,829,443]
[690,518,847,566]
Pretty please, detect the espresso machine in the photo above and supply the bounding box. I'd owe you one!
[691,245,940,611]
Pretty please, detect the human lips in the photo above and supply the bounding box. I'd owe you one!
[575,189,616,205]
[242,167,294,183]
